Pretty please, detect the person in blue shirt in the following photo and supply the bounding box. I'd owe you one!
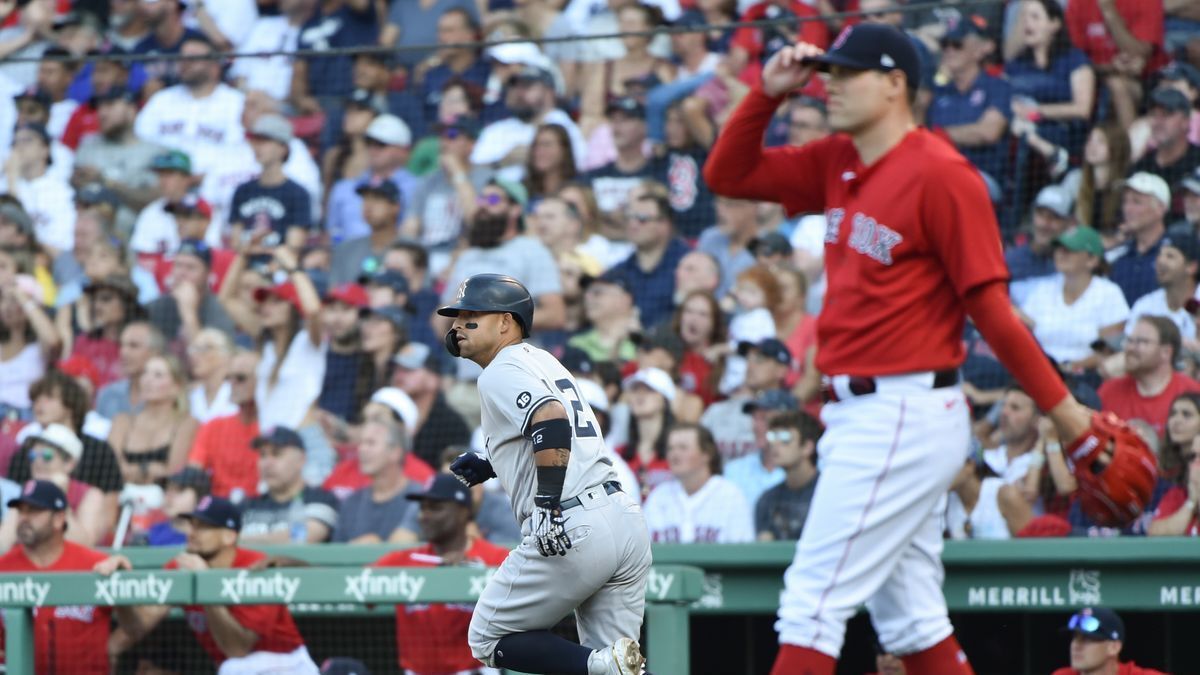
[1008,185,1077,306]
[415,8,492,128]
[133,0,207,89]
[1004,0,1094,158]
[610,191,690,329]
[293,0,380,150]
[1111,173,1172,306]
[927,16,1013,193]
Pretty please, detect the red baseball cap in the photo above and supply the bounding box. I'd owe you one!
[253,282,303,312]
[57,355,101,391]
[323,282,369,308]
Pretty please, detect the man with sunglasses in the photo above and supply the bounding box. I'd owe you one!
[1051,607,1166,675]
[755,410,822,542]
[706,22,1109,675]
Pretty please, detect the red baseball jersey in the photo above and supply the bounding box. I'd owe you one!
[1052,663,1167,675]
[374,539,510,675]
[0,541,112,675]
[165,548,306,665]
[706,90,1009,376]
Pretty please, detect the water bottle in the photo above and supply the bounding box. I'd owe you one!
[288,499,307,543]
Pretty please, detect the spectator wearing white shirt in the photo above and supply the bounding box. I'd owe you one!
[1019,225,1129,369]
[129,150,206,257]
[11,89,74,183]
[186,328,238,423]
[471,66,586,182]
[1126,234,1200,346]
[642,422,753,543]
[2,123,74,255]
[185,0,259,51]
[228,0,309,100]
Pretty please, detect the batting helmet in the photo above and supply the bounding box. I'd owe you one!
[437,274,534,337]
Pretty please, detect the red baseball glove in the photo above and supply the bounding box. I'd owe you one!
[1063,412,1158,528]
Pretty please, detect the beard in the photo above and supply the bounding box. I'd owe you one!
[512,104,537,123]
[468,211,510,249]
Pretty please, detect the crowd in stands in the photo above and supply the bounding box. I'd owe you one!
[0,0,1194,580]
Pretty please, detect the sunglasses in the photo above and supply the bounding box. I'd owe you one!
[28,448,57,463]
[630,214,659,224]
[477,193,505,207]
[441,128,464,140]
[765,430,795,444]
[1067,613,1106,638]
[227,373,251,384]
[941,39,963,50]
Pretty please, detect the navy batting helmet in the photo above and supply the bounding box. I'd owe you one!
[438,274,534,337]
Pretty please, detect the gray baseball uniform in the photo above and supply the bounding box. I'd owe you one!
[467,343,653,667]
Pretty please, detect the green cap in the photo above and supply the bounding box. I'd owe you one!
[491,178,528,209]
[1054,225,1104,257]
[151,149,192,175]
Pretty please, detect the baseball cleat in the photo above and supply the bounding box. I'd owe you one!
[587,637,645,675]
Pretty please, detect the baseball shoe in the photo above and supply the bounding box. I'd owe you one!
[587,637,644,675]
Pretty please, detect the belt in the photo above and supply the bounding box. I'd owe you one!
[820,369,959,403]
[559,481,622,511]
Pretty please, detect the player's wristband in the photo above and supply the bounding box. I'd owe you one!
[535,466,567,504]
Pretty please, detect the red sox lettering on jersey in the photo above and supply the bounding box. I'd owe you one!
[824,207,904,265]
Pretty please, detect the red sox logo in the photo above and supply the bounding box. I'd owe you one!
[831,26,852,50]
[197,496,213,511]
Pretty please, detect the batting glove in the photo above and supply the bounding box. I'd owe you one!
[532,495,572,557]
[450,452,496,487]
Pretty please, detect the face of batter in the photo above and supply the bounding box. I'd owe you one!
[448,310,520,364]
[823,65,906,135]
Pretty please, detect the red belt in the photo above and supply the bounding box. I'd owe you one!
[820,369,960,403]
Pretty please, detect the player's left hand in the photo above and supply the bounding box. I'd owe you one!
[532,496,572,557]
[450,452,496,486]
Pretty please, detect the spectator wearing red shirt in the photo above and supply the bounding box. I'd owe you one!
[1148,436,1200,537]
[619,368,676,500]
[187,350,261,500]
[1051,607,1167,675]
[374,474,509,675]
[0,480,111,675]
[1065,0,1166,128]
[99,496,319,673]
[1098,315,1200,435]
[729,0,830,89]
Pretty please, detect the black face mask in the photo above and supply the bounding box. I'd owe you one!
[468,210,510,248]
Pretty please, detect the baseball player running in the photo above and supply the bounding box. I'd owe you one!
[704,23,1149,674]
[439,273,652,675]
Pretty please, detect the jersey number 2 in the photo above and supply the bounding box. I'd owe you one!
[555,379,598,438]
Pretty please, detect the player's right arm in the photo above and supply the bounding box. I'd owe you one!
[704,42,827,208]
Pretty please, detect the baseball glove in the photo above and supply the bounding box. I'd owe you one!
[1064,412,1158,528]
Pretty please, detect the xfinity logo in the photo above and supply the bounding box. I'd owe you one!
[219,571,301,604]
[344,568,426,603]
[95,573,173,605]
[0,577,50,606]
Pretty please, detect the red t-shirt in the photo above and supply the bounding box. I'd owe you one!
[621,450,672,501]
[323,454,435,501]
[1052,663,1168,675]
[706,91,1009,376]
[1098,373,1200,437]
[678,350,719,406]
[733,2,830,87]
[0,541,112,675]
[187,413,260,499]
[61,103,99,151]
[151,249,237,294]
[1065,0,1166,75]
[70,336,122,389]
[374,539,510,674]
[1151,484,1198,536]
[165,548,305,664]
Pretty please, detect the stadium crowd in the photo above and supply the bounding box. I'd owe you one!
[0,0,1193,599]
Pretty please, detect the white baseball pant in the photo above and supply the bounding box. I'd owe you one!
[216,645,320,674]
[776,373,970,657]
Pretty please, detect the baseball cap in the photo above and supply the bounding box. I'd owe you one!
[324,282,369,308]
[1162,234,1200,263]
[487,41,545,67]
[672,10,707,29]
[253,282,304,312]
[180,495,242,532]
[560,346,594,375]
[345,88,385,114]
[392,341,439,372]
[252,426,306,452]
[632,324,685,364]
[358,268,410,295]
[582,268,635,297]
[1053,225,1105,257]
[151,149,193,174]
[321,657,371,675]
[406,473,472,507]
[57,354,100,392]
[737,338,793,366]
[624,367,676,403]
[167,466,212,494]
[1184,166,1200,196]
[369,387,418,431]
[15,122,49,146]
[13,88,50,110]
[248,113,294,145]
[7,480,67,511]
[1064,607,1124,642]
[0,203,32,234]
[1122,172,1172,210]
[1034,185,1074,219]
[165,193,213,219]
[364,114,412,147]
[1150,87,1192,115]
[1160,62,1200,91]
[575,377,610,415]
[606,96,646,118]
[743,388,800,414]
[749,231,793,257]
[942,14,990,43]
[355,177,403,204]
[509,65,555,88]
[359,305,408,331]
[489,178,529,209]
[801,23,921,91]
[85,273,138,300]
[29,423,83,461]
[75,183,121,210]
[175,238,213,267]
